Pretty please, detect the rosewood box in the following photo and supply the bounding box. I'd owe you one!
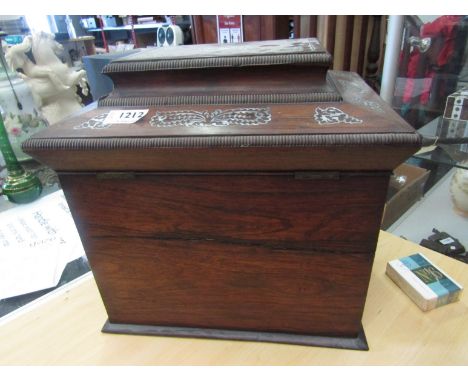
[23,38,421,350]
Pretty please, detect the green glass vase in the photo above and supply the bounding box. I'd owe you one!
[0,112,42,203]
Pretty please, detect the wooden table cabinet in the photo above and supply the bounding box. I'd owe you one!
[23,38,421,350]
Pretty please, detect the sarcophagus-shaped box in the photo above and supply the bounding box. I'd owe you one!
[23,39,421,350]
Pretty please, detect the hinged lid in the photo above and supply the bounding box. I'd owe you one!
[22,39,421,172]
[99,38,340,107]
[104,37,331,72]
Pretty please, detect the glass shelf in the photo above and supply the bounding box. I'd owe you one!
[413,117,468,170]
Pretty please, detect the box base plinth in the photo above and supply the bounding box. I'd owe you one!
[102,320,369,351]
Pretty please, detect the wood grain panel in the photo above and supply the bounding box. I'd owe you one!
[268,16,290,40]
[309,16,318,37]
[243,16,290,41]
[325,16,337,56]
[89,238,373,336]
[60,173,389,253]
[242,16,261,41]
[106,65,330,99]
[27,102,417,140]
[343,16,355,71]
[26,145,417,173]
[191,15,218,44]
[59,173,389,337]
[332,16,354,71]
[358,16,370,76]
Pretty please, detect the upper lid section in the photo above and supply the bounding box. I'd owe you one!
[21,99,421,172]
[103,38,332,72]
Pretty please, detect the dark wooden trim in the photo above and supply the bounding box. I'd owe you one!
[261,15,275,40]
[103,51,332,73]
[242,15,261,41]
[326,16,337,56]
[62,170,392,178]
[190,15,204,45]
[24,146,419,172]
[309,16,318,37]
[102,320,369,350]
[190,15,218,44]
[357,16,369,76]
[24,133,421,152]
[343,16,355,71]
[365,16,382,90]
[293,16,301,38]
[98,92,341,107]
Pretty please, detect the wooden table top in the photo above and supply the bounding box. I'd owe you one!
[1,231,467,365]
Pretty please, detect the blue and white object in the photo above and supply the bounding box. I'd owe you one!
[386,253,463,311]
[157,25,184,47]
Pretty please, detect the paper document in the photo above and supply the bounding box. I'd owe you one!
[0,190,85,299]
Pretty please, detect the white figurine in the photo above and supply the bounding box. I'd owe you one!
[450,162,468,217]
[5,32,88,125]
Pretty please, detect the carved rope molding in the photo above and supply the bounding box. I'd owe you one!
[98,92,342,107]
[23,133,422,151]
[150,108,272,127]
[103,53,333,73]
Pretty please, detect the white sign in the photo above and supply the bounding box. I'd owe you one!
[439,237,455,245]
[0,190,85,299]
[217,15,243,44]
[103,109,149,125]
